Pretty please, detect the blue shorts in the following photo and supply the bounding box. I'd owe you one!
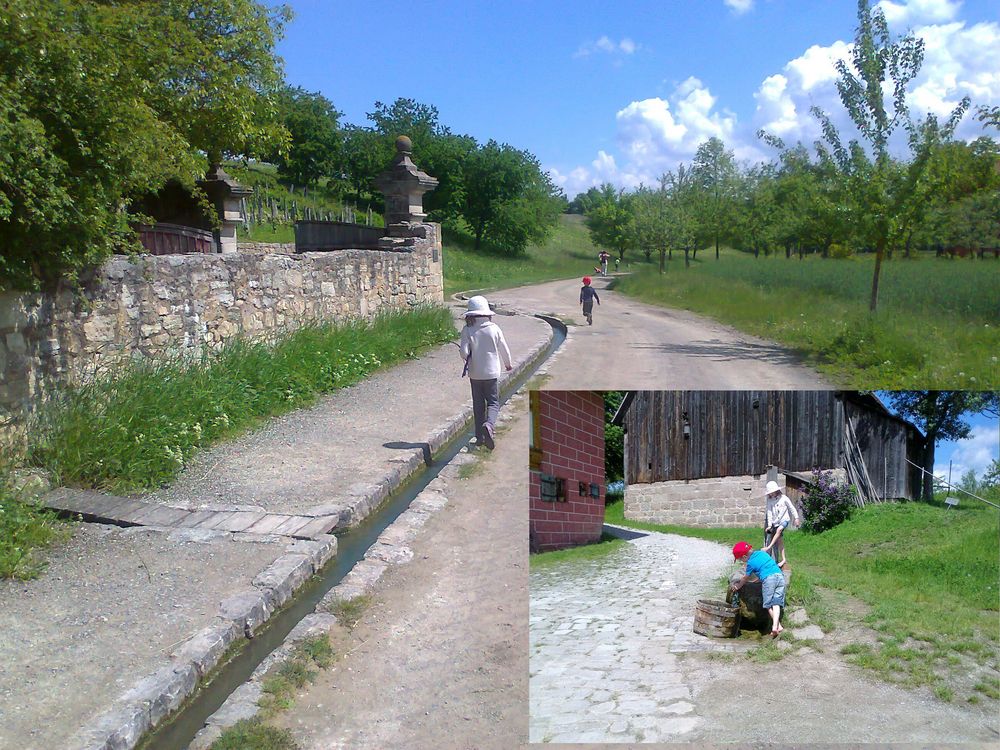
[762,573,786,608]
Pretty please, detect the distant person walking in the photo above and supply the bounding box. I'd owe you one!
[762,480,800,568]
[599,251,610,276]
[614,256,620,273]
[580,276,600,326]
[459,296,512,450]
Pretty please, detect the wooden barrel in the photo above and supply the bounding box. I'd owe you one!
[693,598,741,638]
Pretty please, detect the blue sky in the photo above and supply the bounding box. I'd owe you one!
[876,394,999,487]
[274,0,1000,196]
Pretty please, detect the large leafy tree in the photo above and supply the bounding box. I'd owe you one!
[809,0,969,311]
[0,0,290,291]
[887,391,988,500]
[269,86,342,187]
[461,140,560,254]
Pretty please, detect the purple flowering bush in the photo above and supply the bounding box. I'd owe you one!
[801,469,857,533]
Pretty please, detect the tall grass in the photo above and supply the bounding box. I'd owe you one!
[613,251,1000,388]
[25,307,456,492]
[0,475,68,579]
[443,214,600,296]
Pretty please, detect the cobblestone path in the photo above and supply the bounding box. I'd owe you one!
[529,527,742,744]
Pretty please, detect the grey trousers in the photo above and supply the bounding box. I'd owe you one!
[470,378,500,442]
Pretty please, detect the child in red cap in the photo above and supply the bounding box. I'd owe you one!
[730,541,786,638]
[580,276,600,325]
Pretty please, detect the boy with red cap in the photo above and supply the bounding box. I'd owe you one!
[729,541,786,638]
[580,276,600,325]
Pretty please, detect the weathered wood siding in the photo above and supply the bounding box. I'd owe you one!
[623,391,921,500]
[845,399,919,499]
[624,391,845,483]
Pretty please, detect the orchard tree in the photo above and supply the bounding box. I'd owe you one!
[809,0,969,311]
[691,137,738,260]
[585,185,634,261]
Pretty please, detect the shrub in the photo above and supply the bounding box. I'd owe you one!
[801,469,856,533]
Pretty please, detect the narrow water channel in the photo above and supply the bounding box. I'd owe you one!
[142,316,565,749]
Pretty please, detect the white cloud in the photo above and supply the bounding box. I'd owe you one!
[725,0,754,14]
[559,6,1000,197]
[934,423,1000,486]
[877,0,961,26]
[575,36,640,59]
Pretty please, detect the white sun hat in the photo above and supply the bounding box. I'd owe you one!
[464,295,494,317]
[765,480,782,495]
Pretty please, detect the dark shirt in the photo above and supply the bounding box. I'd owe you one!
[580,286,600,304]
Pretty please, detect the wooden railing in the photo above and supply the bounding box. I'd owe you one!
[137,223,216,255]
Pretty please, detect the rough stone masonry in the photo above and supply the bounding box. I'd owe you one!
[0,227,443,424]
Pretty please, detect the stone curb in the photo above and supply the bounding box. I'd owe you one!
[73,313,553,750]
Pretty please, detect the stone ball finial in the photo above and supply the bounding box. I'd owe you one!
[395,135,412,154]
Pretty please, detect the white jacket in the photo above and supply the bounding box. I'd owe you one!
[766,493,800,528]
[459,317,512,380]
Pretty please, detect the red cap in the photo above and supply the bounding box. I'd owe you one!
[732,541,751,559]
[583,276,592,285]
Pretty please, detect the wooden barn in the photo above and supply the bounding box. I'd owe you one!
[612,391,924,527]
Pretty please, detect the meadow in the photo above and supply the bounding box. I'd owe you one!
[612,250,1000,388]
[442,214,600,297]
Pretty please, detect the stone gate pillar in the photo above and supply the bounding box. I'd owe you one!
[199,163,253,253]
[374,136,439,240]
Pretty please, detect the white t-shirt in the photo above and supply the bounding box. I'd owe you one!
[765,493,800,528]
[459,317,512,380]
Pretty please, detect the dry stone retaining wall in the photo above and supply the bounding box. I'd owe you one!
[0,226,442,422]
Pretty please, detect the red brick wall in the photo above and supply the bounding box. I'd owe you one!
[529,391,606,552]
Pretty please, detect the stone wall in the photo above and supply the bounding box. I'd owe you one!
[0,225,442,422]
[625,471,818,528]
[236,241,296,255]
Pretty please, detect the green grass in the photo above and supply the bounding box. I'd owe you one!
[612,250,1000,388]
[0,475,69,579]
[210,718,298,750]
[327,594,372,629]
[258,635,334,718]
[529,531,627,568]
[607,495,999,699]
[443,214,601,296]
[23,307,456,492]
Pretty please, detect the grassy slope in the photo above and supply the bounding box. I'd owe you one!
[604,495,1000,702]
[442,214,599,297]
[613,250,1000,388]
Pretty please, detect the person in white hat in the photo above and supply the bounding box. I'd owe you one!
[762,479,800,568]
[458,296,512,450]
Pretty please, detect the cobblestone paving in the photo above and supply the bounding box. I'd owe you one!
[529,527,745,744]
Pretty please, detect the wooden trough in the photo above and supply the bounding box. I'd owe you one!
[693,598,741,638]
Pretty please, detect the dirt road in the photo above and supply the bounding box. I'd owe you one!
[275,397,530,749]
[493,276,830,389]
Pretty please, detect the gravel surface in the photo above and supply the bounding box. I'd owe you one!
[0,524,285,750]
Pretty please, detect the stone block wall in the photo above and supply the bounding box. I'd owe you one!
[530,391,606,552]
[0,225,443,422]
[625,471,797,528]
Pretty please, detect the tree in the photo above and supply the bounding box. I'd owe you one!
[585,185,634,261]
[461,140,559,254]
[604,392,626,484]
[809,0,969,311]
[691,137,738,260]
[269,86,342,187]
[0,0,290,291]
[887,391,988,501]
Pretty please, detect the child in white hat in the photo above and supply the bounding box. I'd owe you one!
[762,480,800,568]
[458,296,512,450]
